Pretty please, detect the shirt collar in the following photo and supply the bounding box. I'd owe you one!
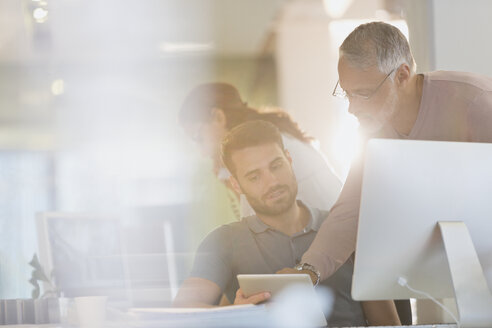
[304,204,323,232]
[245,201,322,234]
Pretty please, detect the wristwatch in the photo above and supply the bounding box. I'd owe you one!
[294,262,320,286]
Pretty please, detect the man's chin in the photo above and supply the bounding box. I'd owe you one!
[357,119,384,136]
[255,200,294,216]
[359,127,383,138]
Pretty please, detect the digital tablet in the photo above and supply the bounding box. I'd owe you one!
[237,273,313,298]
[237,274,327,327]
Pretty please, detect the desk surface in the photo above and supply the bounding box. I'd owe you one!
[0,324,459,328]
[343,326,457,328]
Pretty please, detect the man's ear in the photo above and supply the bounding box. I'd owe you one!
[229,176,242,194]
[212,108,227,128]
[395,63,411,87]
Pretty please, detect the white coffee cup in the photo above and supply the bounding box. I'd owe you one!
[74,296,107,328]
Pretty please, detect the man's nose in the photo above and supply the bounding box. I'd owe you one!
[264,169,280,186]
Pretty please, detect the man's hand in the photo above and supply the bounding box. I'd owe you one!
[276,267,318,285]
[233,288,271,305]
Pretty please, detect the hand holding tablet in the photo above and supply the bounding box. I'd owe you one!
[233,288,271,305]
[236,274,328,327]
[237,274,313,298]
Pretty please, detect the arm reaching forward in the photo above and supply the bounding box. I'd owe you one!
[173,277,223,308]
[173,277,271,307]
[301,158,364,281]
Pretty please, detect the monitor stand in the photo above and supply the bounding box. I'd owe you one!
[438,221,492,328]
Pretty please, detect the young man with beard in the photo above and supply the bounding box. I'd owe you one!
[173,120,400,326]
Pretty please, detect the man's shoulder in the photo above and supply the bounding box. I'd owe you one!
[195,220,251,255]
[427,70,492,92]
[205,218,251,239]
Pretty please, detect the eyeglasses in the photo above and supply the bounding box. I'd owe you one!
[332,68,396,101]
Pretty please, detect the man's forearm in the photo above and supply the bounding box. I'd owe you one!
[301,157,363,281]
[301,214,358,281]
[172,277,222,308]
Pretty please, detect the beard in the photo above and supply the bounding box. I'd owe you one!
[358,88,400,137]
[356,114,384,136]
[243,183,298,216]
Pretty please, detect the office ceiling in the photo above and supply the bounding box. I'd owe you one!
[0,0,395,142]
[0,0,291,64]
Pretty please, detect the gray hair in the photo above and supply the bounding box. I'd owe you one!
[340,21,416,76]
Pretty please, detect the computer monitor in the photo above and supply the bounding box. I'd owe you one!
[352,139,492,328]
[36,212,130,302]
[36,206,192,307]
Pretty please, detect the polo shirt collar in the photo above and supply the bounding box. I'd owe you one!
[245,201,322,234]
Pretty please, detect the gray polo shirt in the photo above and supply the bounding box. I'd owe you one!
[189,202,366,327]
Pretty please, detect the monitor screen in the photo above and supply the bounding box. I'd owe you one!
[352,139,492,302]
[36,204,193,307]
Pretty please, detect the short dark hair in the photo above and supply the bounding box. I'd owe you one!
[221,120,285,176]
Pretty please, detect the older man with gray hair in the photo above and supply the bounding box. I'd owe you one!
[278,21,492,323]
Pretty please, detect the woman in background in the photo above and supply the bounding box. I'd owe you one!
[179,82,342,221]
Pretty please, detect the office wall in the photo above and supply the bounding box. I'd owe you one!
[431,0,492,75]
[401,0,434,73]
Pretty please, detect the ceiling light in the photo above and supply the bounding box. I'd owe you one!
[33,7,48,23]
[51,79,65,96]
[323,0,353,18]
[159,42,213,53]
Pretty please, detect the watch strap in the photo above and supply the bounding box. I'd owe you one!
[295,262,320,286]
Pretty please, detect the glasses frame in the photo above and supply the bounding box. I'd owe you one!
[332,68,397,101]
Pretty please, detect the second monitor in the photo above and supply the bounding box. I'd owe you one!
[352,139,492,327]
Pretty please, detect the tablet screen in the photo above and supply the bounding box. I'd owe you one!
[237,274,312,298]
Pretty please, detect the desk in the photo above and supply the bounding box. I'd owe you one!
[343,326,457,328]
[0,325,459,328]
